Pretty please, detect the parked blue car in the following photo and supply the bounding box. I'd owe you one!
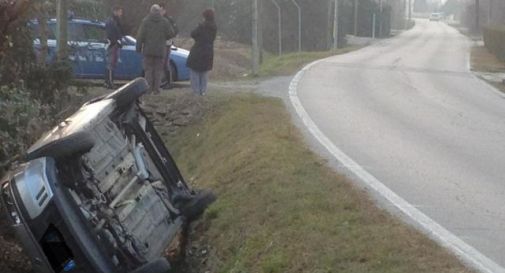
[31,18,190,82]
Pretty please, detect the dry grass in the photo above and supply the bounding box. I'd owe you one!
[470,45,505,93]
[162,93,473,273]
[258,47,361,77]
[471,46,505,73]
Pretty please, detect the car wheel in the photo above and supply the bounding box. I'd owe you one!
[25,131,95,161]
[105,78,149,109]
[178,190,217,221]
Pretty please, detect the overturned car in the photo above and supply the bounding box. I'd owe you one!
[0,78,214,273]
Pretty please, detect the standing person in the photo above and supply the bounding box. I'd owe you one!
[160,3,178,89]
[136,4,176,94]
[186,9,217,96]
[104,6,124,89]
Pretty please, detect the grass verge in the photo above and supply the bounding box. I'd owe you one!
[471,45,505,93]
[258,47,360,77]
[162,93,471,273]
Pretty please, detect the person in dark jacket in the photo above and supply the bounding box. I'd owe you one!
[104,6,124,89]
[160,3,178,89]
[186,9,217,96]
[136,4,176,94]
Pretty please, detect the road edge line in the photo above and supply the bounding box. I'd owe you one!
[288,59,505,273]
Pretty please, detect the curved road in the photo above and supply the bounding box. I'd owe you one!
[294,20,505,269]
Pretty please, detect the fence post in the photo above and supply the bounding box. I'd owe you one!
[56,0,68,61]
[252,0,260,75]
[290,0,302,52]
[333,0,339,49]
[372,13,376,39]
[268,0,282,55]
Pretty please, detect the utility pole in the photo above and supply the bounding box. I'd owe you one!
[372,13,376,39]
[378,0,383,38]
[269,0,282,55]
[290,0,302,52]
[475,0,480,32]
[333,0,339,49]
[408,0,412,23]
[488,0,493,24]
[354,0,359,36]
[56,0,68,61]
[252,0,260,75]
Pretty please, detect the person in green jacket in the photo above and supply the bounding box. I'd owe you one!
[136,4,175,94]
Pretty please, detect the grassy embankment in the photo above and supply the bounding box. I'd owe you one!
[158,92,471,273]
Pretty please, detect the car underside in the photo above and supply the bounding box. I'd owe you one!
[0,78,214,273]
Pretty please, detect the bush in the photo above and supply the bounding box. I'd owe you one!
[0,86,52,174]
[483,25,505,61]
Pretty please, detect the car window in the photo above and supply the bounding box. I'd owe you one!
[32,23,56,40]
[83,24,106,43]
[43,23,84,42]
[68,23,85,42]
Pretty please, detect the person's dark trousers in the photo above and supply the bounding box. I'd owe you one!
[144,56,164,94]
[105,44,120,89]
[162,46,172,89]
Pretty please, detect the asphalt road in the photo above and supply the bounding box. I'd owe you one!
[295,20,505,268]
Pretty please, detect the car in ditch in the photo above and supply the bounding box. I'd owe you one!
[0,78,214,273]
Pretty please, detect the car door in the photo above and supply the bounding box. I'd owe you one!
[79,23,107,79]
[43,22,82,76]
[81,24,141,80]
[115,36,143,80]
[66,22,89,78]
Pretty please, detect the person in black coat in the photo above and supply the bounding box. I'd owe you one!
[186,9,217,95]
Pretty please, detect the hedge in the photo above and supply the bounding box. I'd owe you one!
[483,25,505,61]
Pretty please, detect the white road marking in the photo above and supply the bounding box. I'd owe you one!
[288,58,505,273]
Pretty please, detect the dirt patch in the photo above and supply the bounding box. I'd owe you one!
[0,218,32,273]
[471,45,505,73]
[142,91,210,136]
[471,45,505,93]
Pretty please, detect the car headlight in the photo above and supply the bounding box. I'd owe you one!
[1,182,22,225]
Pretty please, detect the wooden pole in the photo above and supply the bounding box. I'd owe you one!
[475,0,480,32]
[56,0,68,62]
[354,0,359,36]
[252,0,260,75]
[268,0,282,55]
[290,0,302,52]
[333,0,339,49]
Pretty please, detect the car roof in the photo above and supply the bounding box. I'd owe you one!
[44,18,105,27]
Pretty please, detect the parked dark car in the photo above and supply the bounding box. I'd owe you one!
[0,78,214,273]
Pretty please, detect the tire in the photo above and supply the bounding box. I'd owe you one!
[105,78,149,109]
[129,258,171,273]
[25,131,95,161]
[179,190,217,221]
